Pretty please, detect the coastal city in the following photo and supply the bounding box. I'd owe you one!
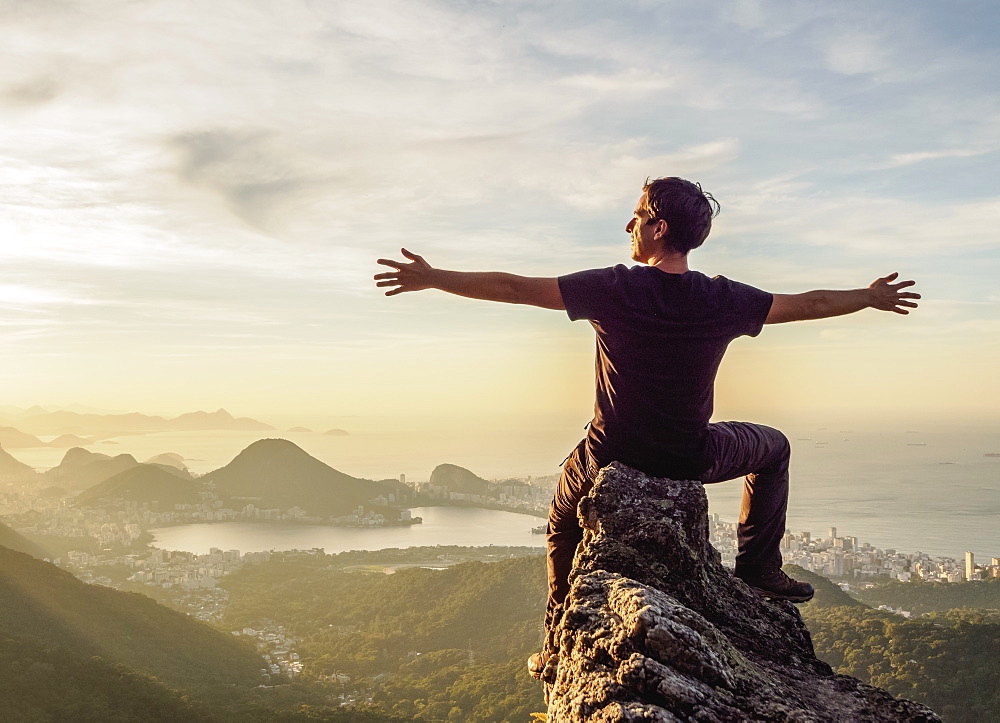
[708,515,1000,587]
[2,465,996,596]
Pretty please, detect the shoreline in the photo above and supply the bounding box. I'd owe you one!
[143,502,545,531]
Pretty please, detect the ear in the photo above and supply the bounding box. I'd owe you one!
[652,219,669,241]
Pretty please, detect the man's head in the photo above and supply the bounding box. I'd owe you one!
[635,177,720,257]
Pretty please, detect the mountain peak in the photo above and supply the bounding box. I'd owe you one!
[75,464,198,508]
[235,437,308,458]
[540,463,941,721]
[205,438,400,518]
[59,447,110,467]
[429,463,489,494]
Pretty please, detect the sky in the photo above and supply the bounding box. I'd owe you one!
[1,0,998,444]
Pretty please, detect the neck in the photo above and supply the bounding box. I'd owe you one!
[647,251,690,275]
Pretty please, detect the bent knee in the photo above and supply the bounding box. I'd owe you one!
[760,425,789,450]
[757,425,791,463]
[775,429,791,457]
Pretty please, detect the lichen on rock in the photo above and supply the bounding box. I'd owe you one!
[541,462,941,722]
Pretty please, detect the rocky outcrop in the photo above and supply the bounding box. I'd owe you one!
[539,463,941,722]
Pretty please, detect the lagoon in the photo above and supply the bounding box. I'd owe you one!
[149,506,546,554]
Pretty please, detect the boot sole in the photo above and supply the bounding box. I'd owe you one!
[746,584,814,603]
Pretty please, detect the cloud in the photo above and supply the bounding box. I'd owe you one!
[0,0,997,420]
[1,76,59,107]
[793,197,1000,254]
[0,284,84,307]
[881,148,995,169]
[170,130,320,229]
[823,31,892,77]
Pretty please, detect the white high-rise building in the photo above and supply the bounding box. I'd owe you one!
[965,551,975,581]
[829,527,837,540]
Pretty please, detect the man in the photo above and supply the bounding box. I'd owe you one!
[374,177,919,670]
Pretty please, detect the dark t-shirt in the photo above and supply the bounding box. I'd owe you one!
[558,265,772,479]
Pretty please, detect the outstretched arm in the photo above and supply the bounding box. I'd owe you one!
[374,248,565,310]
[765,272,920,324]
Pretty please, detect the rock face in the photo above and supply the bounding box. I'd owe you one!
[540,463,941,722]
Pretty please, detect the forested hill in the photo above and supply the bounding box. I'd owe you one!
[783,564,866,609]
[0,519,50,559]
[853,576,1000,615]
[208,550,1000,722]
[204,438,407,517]
[220,552,548,721]
[429,463,490,495]
[74,463,200,508]
[0,544,262,693]
[794,569,1000,723]
[0,632,209,721]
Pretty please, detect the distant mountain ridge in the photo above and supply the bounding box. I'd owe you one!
[16,408,273,437]
[0,426,47,449]
[0,426,92,449]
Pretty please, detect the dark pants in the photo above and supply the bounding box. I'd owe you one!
[544,421,790,632]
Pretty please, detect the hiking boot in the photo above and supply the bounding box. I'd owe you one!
[735,567,814,603]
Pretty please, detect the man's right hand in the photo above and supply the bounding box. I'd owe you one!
[866,272,921,314]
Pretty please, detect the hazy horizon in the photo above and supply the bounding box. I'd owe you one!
[1,0,997,431]
[4,401,998,561]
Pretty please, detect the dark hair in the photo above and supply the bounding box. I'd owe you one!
[642,177,720,254]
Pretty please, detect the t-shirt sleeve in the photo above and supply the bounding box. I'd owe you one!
[727,279,773,337]
[558,266,622,321]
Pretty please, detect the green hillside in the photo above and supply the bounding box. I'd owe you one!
[205,438,403,518]
[783,564,867,609]
[0,519,51,559]
[802,604,1000,722]
[853,577,1000,615]
[0,544,263,694]
[0,632,208,721]
[219,553,547,721]
[790,567,1000,722]
[216,549,1000,722]
[75,463,201,508]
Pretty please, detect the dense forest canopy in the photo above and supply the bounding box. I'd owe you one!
[220,553,548,721]
[4,537,1000,721]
